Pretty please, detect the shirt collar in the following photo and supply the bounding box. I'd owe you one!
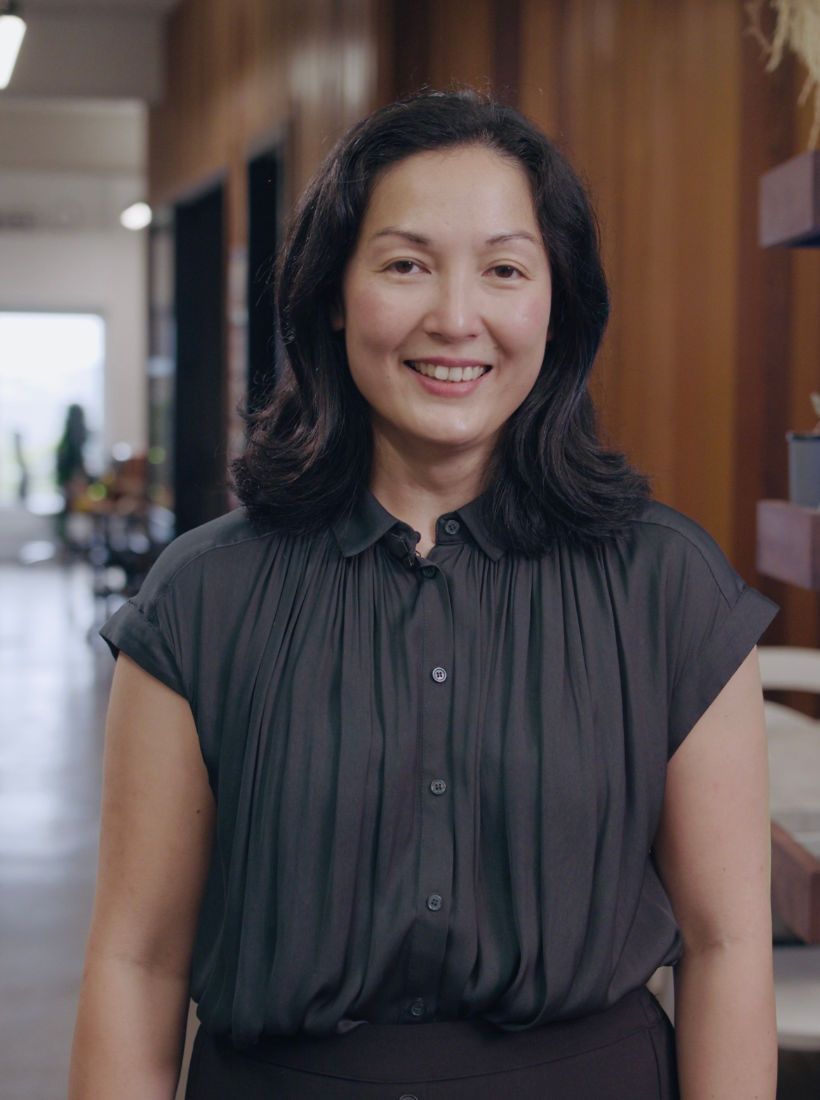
[331,486,505,562]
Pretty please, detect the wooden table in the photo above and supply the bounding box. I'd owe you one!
[771,814,820,944]
[767,704,820,944]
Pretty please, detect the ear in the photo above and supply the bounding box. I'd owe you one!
[330,299,345,332]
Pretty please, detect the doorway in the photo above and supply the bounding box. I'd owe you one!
[173,182,227,534]
[247,147,282,416]
[0,310,105,560]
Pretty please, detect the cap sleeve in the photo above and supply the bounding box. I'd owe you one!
[664,521,779,758]
[98,538,190,700]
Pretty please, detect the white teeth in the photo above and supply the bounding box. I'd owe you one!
[408,361,489,382]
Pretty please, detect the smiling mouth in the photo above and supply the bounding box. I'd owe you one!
[404,360,492,383]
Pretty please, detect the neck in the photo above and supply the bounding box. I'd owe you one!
[368,429,492,554]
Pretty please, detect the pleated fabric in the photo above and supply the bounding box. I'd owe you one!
[99,487,777,1047]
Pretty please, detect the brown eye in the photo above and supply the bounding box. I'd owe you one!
[492,265,522,280]
[387,260,421,275]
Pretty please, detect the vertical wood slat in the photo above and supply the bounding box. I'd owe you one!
[517,0,817,654]
[519,0,564,140]
[151,0,820,655]
[428,0,493,94]
[150,0,378,222]
[383,0,431,101]
[789,59,820,673]
[149,0,380,502]
[492,0,521,107]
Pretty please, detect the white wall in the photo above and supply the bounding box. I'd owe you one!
[0,97,149,457]
[0,98,144,173]
[0,229,147,455]
[4,1,177,103]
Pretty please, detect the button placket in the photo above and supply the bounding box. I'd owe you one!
[403,562,455,1021]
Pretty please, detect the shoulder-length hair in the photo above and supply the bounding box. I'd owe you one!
[230,87,652,555]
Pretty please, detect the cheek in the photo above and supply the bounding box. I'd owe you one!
[502,294,552,350]
[345,283,412,351]
[494,296,550,404]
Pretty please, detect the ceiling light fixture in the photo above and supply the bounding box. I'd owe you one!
[0,1,26,91]
[120,202,152,231]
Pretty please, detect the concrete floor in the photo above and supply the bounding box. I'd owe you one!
[0,558,109,1100]
[0,543,818,1099]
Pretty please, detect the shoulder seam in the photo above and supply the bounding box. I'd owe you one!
[144,528,283,607]
[632,515,736,608]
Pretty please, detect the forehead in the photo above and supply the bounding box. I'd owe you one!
[360,145,538,235]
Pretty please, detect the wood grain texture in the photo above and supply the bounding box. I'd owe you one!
[760,151,820,247]
[758,500,820,591]
[150,0,820,653]
[771,820,820,944]
[149,0,377,218]
[514,0,815,653]
[149,0,379,472]
[428,0,493,95]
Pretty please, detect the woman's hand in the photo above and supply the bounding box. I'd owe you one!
[69,653,215,1100]
[654,645,777,1099]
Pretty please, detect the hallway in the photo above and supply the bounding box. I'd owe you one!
[0,560,111,1100]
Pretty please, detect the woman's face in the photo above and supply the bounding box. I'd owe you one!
[336,144,552,465]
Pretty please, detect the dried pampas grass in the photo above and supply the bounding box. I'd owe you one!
[747,0,820,147]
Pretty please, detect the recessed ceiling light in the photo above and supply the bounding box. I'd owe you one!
[120,202,153,231]
[0,1,26,90]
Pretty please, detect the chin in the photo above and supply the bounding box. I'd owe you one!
[415,430,485,452]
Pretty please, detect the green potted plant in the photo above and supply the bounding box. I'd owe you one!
[787,393,820,507]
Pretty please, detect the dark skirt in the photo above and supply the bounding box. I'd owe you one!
[184,986,679,1099]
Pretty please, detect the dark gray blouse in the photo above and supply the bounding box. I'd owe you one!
[99,487,778,1046]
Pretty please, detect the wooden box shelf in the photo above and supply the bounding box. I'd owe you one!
[771,818,820,944]
[757,499,820,590]
[760,150,820,248]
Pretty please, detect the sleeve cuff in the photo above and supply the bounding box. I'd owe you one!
[99,599,187,700]
[668,585,779,757]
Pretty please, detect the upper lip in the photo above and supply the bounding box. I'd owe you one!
[404,357,492,368]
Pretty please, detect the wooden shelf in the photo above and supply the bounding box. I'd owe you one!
[760,150,820,248]
[757,151,818,248]
[771,819,820,944]
[757,499,820,589]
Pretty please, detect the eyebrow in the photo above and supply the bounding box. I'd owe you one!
[370,226,539,247]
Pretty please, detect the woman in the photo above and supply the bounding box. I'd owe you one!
[69,89,779,1099]
[55,403,90,549]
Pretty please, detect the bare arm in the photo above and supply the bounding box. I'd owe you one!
[654,646,777,1100]
[69,653,215,1100]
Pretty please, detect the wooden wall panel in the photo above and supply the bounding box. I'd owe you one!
[519,0,562,136]
[150,0,820,649]
[376,0,819,648]
[149,0,379,475]
[428,0,493,94]
[613,3,678,507]
[149,0,377,230]
[672,2,740,544]
[784,99,820,657]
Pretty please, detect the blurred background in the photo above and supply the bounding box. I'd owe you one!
[1,1,819,1097]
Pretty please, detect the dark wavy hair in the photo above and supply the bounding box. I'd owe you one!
[230,87,652,555]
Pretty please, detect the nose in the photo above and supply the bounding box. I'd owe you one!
[422,270,483,342]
